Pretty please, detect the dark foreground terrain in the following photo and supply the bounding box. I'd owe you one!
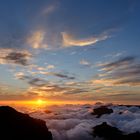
[93,122,140,140]
[0,106,52,140]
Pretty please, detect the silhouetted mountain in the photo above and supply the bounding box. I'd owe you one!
[0,106,52,140]
[92,106,113,118]
[93,122,140,140]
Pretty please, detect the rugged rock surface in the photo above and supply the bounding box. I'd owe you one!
[93,122,140,140]
[0,106,52,140]
[92,106,113,118]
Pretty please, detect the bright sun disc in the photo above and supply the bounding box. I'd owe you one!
[37,99,44,104]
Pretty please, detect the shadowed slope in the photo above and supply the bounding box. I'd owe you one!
[0,106,52,140]
[93,122,140,140]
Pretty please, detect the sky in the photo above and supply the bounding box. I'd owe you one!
[0,0,140,104]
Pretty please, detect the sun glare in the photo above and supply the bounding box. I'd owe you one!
[36,99,44,105]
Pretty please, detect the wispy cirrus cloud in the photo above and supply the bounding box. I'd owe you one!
[92,56,140,86]
[29,70,75,80]
[15,74,46,87]
[61,32,109,47]
[42,4,57,16]
[27,30,48,49]
[26,82,89,98]
[48,72,75,80]
[14,72,89,97]
[0,48,32,66]
[80,59,92,67]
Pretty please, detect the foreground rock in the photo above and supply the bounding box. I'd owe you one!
[93,122,140,140]
[0,106,52,140]
[92,106,113,118]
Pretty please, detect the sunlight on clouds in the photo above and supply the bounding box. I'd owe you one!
[91,79,119,86]
[47,65,55,70]
[61,32,109,47]
[96,56,140,87]
[27,30,48,49]
[80,59,91,66]
[15,72,25,79]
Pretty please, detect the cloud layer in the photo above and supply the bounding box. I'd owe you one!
[12,103,140,140]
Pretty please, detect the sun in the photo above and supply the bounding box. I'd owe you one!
[36,99,44,105]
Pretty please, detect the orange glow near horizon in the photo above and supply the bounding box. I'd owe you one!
[0,100,140,106]
[0,100,98,106]
[36,99,45,105]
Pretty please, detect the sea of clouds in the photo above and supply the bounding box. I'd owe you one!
[16,103,140,140]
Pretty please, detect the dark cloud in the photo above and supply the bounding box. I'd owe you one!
[4,52,30,66]
[51,73,75,80]
[16,75,85,95]
[17,75,46,87]
[38,85,66,92]
[114,78,140,86]
[63,88,88,94]
[101,56,136,71]
[28,82,88,95]
[0,49,32,66]
[28,78,46,87]
[39,72,75,80]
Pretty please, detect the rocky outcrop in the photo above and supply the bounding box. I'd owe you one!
[0,106,52,140]
[92,106,113,118]
[93,122,140,140]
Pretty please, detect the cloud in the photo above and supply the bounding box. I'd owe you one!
[32,71,75,80]
[27,30,48,49]
[93,56,140,86]
[15,72,25,79]
[80,59,92,67]
[15,75,46,87]
[27,84,67,97]
[99,56,135,71]
[47,65,55,70]
[104,52,124,58]
[61,32,109,47]
[0,48,32,66]
[14,104,140,140]
[26,82,88,97]
[49,72,75,80]
[28,78,47,87]
[15,74,81,96]
[42,5,57,16]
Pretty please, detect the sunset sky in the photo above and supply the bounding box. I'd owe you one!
[0,0,140,104]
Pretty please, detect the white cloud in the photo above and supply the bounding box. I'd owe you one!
[61,32,109,47]
[80,59,91,67]
[13,104,140,140]
[27,30,48,49]
[15,72,25,79]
